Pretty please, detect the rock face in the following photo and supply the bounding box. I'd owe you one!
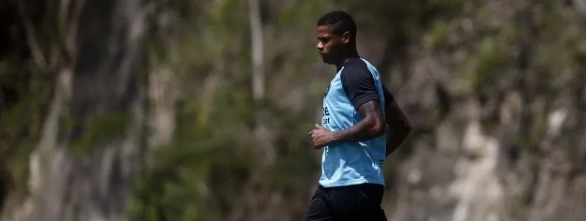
[381,0,586,219]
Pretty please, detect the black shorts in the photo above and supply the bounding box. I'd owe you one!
[303,183,387,221]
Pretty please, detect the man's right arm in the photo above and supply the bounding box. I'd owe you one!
[384,89,411,157]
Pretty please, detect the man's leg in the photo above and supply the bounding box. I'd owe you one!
[303,186,335,221]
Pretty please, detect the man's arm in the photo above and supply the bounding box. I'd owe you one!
[309,100,385,149]
[384,99,411,157]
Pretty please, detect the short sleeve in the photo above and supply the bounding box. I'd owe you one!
[341,65,380,109]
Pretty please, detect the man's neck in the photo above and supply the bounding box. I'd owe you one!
[335,51,359,70]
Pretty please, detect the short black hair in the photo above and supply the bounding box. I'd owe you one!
[317,11,357,41]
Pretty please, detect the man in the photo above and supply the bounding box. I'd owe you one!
[305,11,412,221]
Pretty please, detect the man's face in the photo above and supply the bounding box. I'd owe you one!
[316,25,344,64]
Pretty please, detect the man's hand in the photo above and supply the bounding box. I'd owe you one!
[308,101,385,150]
[309,124,332,149]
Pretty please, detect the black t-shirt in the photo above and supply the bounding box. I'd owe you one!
[340,57,394,109]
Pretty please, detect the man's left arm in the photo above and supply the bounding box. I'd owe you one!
[384,98,411,157]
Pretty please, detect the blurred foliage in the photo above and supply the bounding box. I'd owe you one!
[1,0,586,220]
[0,0,55,203]
[129,84,318,220]
[460,34,510,98]
[128,1,322,220]
[69,111,130,151]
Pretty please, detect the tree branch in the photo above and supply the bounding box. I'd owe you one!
[16,0,47,67]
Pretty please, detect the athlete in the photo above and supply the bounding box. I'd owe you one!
[305,11,412,221]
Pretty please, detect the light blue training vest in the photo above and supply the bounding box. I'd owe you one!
[319,58,386,187]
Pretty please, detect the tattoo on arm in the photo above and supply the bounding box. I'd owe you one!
[329,100,386,145]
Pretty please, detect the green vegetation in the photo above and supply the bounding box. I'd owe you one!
[1,0,586,220]
[128,90,318,220]
[69,111,130,151]
[0,0,56,202]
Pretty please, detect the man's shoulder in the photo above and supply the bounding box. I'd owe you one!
[341,58,370,79]
[343,57,368,71]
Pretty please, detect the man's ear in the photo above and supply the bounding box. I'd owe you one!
[342,31,352,44]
